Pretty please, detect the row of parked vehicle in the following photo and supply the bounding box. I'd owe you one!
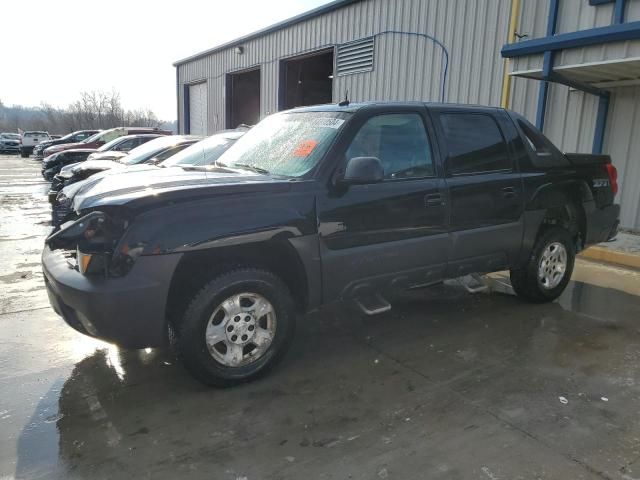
[37,101,621,387]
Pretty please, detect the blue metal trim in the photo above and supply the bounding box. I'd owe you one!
[589,0,614,5]
[614,0,626,24]
[183,85,190,134]
[535,0,559,130]
[502,20,640,57]
[176,67,180,134]
[593,93,610,154]
[536,82,550,130]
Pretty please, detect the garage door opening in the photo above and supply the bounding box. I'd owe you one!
[226,68,261,129]
[279,50,334,110]
[187,82,207,136]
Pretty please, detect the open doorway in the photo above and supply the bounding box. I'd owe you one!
[279,49,334,110]
[226,68,261,129]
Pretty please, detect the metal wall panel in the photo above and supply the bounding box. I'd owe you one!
[512,53,544,74]
[604,85,640,230]
[518,0,640,39]
[555,39,640,67]
[544,84,599,153]
[176,0,512,133]
[557,0,615,34]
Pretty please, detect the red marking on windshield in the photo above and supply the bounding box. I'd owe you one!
[293,139,318,157]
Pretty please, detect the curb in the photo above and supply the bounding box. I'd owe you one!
[579,246,640,270]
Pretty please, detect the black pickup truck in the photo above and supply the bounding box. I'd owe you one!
[42,102,620,386]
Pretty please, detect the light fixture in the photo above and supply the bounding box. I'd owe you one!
[234,46,244,55]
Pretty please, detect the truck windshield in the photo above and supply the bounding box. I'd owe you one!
[161,133,242,167]
[216,111,350,177]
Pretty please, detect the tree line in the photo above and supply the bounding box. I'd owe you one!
[0,90,176,134]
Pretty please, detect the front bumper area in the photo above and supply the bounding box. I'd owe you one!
[42,245,183,348]
[0,144,20,152]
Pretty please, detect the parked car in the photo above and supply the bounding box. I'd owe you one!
[42,127,172,157]
[0,133,21,153]
[50,131,243,226]
[19,131,51,157]
[42,134,165,181]
[42,102,620,386]
[41,149,97,181]
[84,134,166,163]
[34,130,100,159]
[48,135,202,206]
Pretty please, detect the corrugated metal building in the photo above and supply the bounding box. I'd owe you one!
[174,0,640,231]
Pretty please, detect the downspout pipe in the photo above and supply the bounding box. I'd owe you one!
[500,0,521,108]
[614,0,626,24]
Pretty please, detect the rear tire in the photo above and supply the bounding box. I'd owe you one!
[175,268,296,387]
[510,227,575,303]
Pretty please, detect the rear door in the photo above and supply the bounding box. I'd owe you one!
[317,106,449,302]
[430,107,524,276]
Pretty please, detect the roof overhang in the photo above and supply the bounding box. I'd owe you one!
[173,0,362,67]
[511,56,640,88]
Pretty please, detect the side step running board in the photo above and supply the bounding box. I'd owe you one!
[456,273,489,294]
[355,294,392,315]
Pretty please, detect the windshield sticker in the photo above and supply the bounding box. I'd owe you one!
[293,139,318,157]
[309,118,345,129]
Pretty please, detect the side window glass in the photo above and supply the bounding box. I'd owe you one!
[102,131,122,143]
[346,113,434,180]
[117,139,134,151]
[439,113,511,175]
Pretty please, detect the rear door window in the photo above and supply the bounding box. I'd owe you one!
[439,113,511,175]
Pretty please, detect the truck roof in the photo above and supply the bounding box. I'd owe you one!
[288,101,504,114]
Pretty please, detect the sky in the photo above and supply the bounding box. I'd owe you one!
[0,0,332,120]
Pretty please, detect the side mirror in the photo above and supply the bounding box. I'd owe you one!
[341,156,384,185]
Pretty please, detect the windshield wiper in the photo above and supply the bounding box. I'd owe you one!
[231,163,270,175]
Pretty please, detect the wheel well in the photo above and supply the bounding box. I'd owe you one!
[540,195,586,251]
[165,241,309,327]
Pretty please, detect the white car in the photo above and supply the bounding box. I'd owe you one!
[20,131,51,157]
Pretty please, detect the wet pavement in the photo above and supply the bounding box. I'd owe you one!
[1,154,640,479]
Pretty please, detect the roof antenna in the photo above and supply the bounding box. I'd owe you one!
[338,90,350,107]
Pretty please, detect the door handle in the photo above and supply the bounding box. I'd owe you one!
[502,186,517,198]
[424,193,444,207]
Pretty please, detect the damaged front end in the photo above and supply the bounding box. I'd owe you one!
[46,210,139,277]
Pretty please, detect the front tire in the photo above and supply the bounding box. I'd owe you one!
[510,227,575,303]
[175,268,296,387]
[20,150,29,158]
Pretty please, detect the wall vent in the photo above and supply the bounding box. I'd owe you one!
[336,37,375,76]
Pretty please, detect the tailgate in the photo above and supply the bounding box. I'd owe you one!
[564,153,611,166]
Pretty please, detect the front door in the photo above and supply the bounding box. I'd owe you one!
[317,108,449,302]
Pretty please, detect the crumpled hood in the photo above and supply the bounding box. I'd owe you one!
[87,151,128,162]
[72,167,289,213]
[62,164,158,202]
[71,159,123,173]
[46,141,85,154]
